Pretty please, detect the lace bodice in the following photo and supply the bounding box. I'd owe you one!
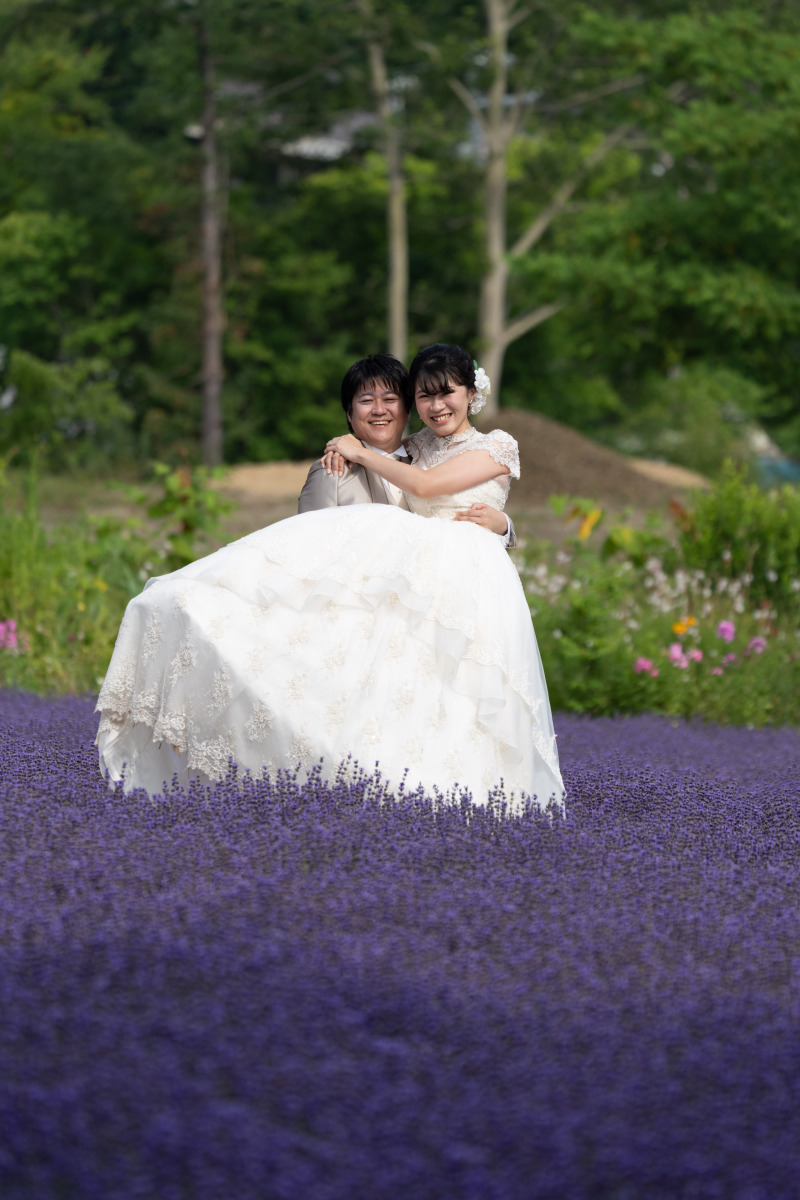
[404,426,520,520]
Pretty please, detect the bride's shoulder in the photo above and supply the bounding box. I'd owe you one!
[405,429,432,447]
[404,428,433,462]
[474,428,521,478]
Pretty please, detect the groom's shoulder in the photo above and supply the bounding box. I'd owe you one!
[297,457,366,513]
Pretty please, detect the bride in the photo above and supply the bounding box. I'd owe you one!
[96,343,564,812]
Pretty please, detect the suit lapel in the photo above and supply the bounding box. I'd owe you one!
[363,466,391,504]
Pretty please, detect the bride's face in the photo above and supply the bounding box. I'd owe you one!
[415,380,474,438]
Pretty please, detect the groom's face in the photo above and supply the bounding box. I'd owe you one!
[349,379,406,452]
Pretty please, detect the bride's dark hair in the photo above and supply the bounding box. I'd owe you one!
[408,343,475,400]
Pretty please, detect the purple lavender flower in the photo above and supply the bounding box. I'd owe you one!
[2,691,800,1199]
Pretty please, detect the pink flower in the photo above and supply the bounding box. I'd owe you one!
[650,668,659,677]
[747,636,767,655]
[0,620,18,651]
[716,620,736,643]
[634,657,654,674]
[711,667,724,676]
[687,649,703,663]
[723,653,737,665]
[667,643,689,669]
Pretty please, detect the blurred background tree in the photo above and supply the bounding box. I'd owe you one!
[0,0,798,472]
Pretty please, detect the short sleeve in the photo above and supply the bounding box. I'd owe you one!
[481,430,520,480]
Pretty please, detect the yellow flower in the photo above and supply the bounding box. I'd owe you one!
[577,509,602,540]
[672,621,687,635]
[685,615,696,627]
[77,601,86,612]
[94,578,109,592]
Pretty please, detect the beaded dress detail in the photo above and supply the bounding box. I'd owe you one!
[96,428,563,811]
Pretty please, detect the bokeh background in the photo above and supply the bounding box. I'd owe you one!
[3,12,800,1194]
[2,0,800,476]
[2,0,800,713]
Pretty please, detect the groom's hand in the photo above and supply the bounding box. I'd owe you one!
[454,503,509,536]
[323,434,363,474]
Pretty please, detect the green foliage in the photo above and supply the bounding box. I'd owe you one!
[0,211,86,349]
[677,464,800,607]
[0,466,147,693]
[607,363,767,476]
[517,531,800,727]
[2,1,800,468]
[0,348,131,468]
[527,469,800,723]
[144,462,234,570]
[0,459,237,693]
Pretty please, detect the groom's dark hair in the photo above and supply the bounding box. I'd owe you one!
[341,354,411,430]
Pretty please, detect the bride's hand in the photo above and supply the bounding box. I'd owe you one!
[454,503,510,536]
[322,450,348,477]
[322,434,364,475]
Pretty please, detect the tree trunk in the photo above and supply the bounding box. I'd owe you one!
[358,0,408,362]
[477,0,512,417]
[198,20,224,466]
[453,4,635,417]
[385,116,408,363]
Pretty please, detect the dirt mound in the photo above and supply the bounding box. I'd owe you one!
[482,409,703,507]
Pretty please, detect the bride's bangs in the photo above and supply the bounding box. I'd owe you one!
[415,366,456,398]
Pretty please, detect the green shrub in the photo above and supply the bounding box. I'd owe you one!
[608,363,765,477]
[0,460,234,693]
[521,474,800,725]
[677,464,800,608]
[0,348,132,471]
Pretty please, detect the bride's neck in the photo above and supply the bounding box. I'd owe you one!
[431,419,472,439]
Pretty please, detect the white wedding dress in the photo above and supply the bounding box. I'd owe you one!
[96,427,564,812]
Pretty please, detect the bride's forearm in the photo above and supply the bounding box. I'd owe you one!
[358,447,508,498]
[356,448,427,495]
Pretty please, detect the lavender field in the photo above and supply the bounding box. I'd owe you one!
[2,691,800,1199]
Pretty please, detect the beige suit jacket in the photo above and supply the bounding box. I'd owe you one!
[297,459,406,513]
[297,457,517,547]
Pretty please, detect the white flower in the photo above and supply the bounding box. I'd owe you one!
[469,365,492,414]
[474,366,491,396]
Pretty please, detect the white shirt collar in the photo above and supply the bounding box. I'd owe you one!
[362,441,409,458]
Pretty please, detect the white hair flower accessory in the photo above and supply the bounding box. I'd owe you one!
[469,363,491,415]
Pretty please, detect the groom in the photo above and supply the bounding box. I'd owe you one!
[298,353,516,545]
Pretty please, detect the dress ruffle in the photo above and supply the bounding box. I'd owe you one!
[96,505,563,812]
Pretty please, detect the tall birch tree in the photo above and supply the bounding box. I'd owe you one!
[355,0,408,362]
[450,0,644,413]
